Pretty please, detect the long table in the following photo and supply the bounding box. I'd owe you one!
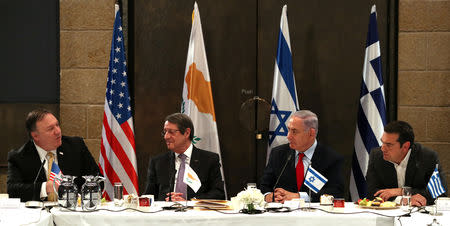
[0,204,53,226]
[49,202,449,226]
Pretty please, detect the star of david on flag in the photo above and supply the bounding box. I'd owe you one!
[49,162,63,186]
[304,166,327,194]
[267,5,299,164]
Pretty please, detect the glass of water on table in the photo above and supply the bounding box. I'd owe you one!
[401,186,412,211]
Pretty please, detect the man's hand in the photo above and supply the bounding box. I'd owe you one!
[373,188,402,201]
[410,194,427,207]
[265,192,274,203]
[273,188,299,203]
[165,192,186,201]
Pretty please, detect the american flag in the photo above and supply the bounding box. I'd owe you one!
[99,4,138,200]
[349,5,386,201]
[49,161,63,186]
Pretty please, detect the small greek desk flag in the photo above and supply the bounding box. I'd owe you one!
[427,164,446,199]
[304,166,328,193]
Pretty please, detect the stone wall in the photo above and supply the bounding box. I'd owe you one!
[397,0,450,183]
[59,0,114,161]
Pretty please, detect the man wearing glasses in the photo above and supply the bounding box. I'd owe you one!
[144,113,224,201]
[260,110,344,203]
[366,120,448,206]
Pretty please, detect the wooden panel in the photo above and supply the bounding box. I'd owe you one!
[132,0,257,197]
[257,0,395,196]
[132,0,396,198]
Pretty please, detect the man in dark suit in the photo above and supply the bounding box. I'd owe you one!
[260,110,344,203]
[7,109,101,202]
[145,113,224,201]
[367,121,448,206]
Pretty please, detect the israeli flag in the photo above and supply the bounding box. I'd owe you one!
[304,166,328,193]
[349,5,386,201]
[267,5,299,164]
[427,164,446,199]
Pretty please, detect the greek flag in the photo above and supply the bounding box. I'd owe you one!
[267,5,299,164]
[427,164,446,199]
[304,166,328,193]
[349,5,387,202]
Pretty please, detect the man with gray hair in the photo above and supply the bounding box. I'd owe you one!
[260,110,344,203]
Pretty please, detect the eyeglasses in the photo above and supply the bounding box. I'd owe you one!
[161,129,180,136]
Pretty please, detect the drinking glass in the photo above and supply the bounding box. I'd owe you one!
[401,186,412,211]
[114,182,124,206]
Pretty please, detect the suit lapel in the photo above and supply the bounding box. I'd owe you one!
[302,144,320,193]
[404,148,417,186]
[381,160,398,187]
[187,147,201,198]
[190,147,201,171]
[57,145,65,174]
[23,141,47,182]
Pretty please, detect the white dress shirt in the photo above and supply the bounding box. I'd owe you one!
[296,139,317,202]
[390,148,411,203]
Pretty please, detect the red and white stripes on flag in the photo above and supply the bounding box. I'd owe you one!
[99,4,139,200]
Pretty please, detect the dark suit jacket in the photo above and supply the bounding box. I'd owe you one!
[145,146,225,201]
[260,143,344,202]
[7,136,102,202]
[367,143,448,205]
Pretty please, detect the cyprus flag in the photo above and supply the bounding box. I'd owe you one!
[181,2,226,198]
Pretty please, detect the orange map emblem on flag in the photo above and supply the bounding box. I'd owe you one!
[185,63,216,121]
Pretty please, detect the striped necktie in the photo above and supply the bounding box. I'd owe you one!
[46,152,57,201]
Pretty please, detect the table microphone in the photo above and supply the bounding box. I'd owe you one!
[25,159,46,208]
[168,168,177,202]
[163,155,179,210]
[271,153,293,203]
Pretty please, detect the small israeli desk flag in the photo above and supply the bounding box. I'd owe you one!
[304,166,328,193]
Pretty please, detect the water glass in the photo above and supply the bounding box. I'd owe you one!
[114,182,124,206]
[401,186,412,211]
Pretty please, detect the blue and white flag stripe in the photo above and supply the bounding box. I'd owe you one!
[267,5,299,163]
[427,165,446,199]
[349,5,387,202]
[304,167,328,194]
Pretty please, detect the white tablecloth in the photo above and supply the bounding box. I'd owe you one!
[48,202,450,226]
[50,202,398,226]
[0,204,53,226]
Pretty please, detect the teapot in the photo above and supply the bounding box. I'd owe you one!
[55,175,78,210]
[81,175,105,211]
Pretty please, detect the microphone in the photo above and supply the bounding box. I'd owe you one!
[168,169,177,202]
[25,159,46,208]
[162,155,179,210]
[272,153,293,203]
[167,153,177,202]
